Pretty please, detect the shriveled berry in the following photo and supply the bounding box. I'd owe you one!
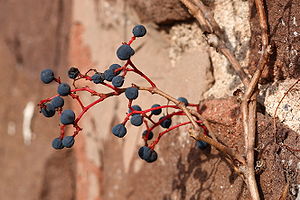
[40,69,55,84]
[92,73,105,84]
[132,25,147,37]
[68,67,80,79]
[52,138,64,149]
[60,110,75,125]
[159,116,172,128]
[41,103,55,118]
[57,83,71,96]
[112,124,127,138]
[116,44,135,60]
[62,136,75,148]
[112,76,124,87]
[130,114,143,126]
[151,104,162,115]
[51,96,64,108]
[142,130,153,140]
[125,87,139,100]
[177,97,189,106]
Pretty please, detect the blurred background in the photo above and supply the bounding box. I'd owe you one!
[2,0,299,200]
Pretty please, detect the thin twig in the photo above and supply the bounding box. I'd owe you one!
[179,0,250,86]
[240,0,269,199]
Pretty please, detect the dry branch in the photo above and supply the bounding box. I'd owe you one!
[180,0,270,199]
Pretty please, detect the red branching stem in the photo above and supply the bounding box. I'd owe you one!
[71,87,103,97]
[74,97,105,124]
[149,119,207,149]
[38,94,59,106]
[54,77,61,84]
[70,93,85,110]
[127,60,157,87]
[59,125,66,139]
[101,82,120,91]
[127,36,136,45]
[149,121,192,149]
[73,124,82,137]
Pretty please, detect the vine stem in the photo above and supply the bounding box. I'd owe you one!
[137,85,245,165]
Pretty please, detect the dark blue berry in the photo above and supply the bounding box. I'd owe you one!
[57,83,71,96]
[41,103,55,118]
[104,69,115,82]
[52,138,64,149]
[92,73,105,84]
[177,97,189,106]
[62,136,75,148]
[68,67,80,79]
[112,76,124,87]
[116,44,135,60]
[196,140,209,150]
[138,146,158,163]
[125,87,139,100]
[130,114,143,126]
[132,25,147,37]
[60,110,75,125]
[142,130,153,140]
[128,105,142,115]
[109,64,122,75]
[159,116,172,128]
[151,104,162,115]
[51,96,64,108]
[112,124,127,138]
[40,69,55,84]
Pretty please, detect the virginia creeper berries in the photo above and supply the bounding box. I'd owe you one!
[128,105,142,115]
[52,138,64,149]
[104,69,115,81]
[41,103,56,118]
[142,130,153,140]
[116,44,135,60]
[112,124,127,138]
[60,110,75,125]
[57,83,71,96]
[92,73,105,84]
[40,69,55,84]
[130,114,143,126]
[62,136,75,148]
[109,64,122,75]
[125,87,139,100]
[159,116,172,128]
[177,97,189,106]
[68,67,80,79]
[51,96,64,108]
[112,76,125,87]
[132,25,147,37]
[138,146,158,163]
[151,104,162,115]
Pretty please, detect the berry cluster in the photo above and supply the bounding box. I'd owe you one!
[38,25,209,162]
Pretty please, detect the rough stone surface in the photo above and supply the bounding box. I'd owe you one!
[264,79,300,134]
[126,0,192,24]
[204,0,251,98]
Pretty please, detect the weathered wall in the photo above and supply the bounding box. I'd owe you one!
[0,1,74,200]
